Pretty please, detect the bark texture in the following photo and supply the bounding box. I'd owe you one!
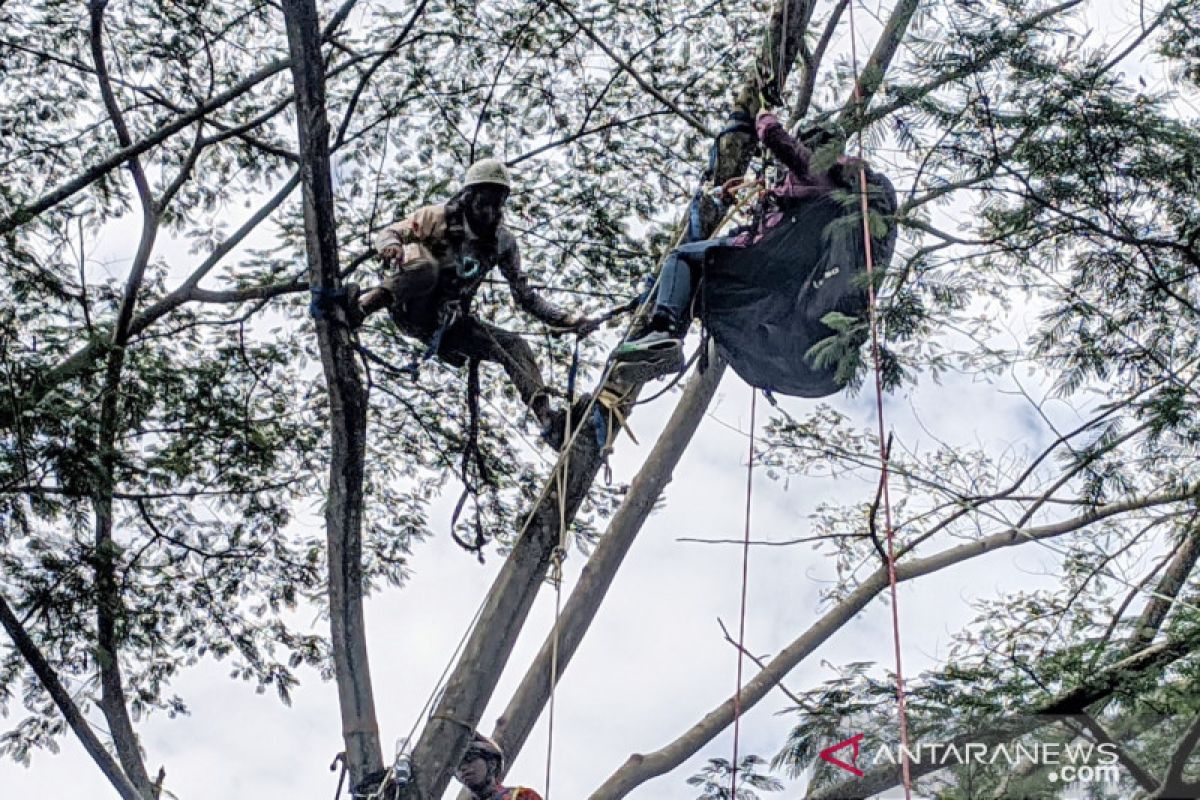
[280,0,382,786]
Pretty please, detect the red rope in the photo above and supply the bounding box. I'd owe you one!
[730,390,757,798]
[846,0,913,796]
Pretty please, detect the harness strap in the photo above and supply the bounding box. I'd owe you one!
[450,356,490,560]
[399,299,462,379]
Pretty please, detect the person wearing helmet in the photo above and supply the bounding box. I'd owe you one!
[354,158,596,447]
[613,107,860,382]
[454,733,543,800]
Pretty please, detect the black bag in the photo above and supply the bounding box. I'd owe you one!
[700,169,897,397]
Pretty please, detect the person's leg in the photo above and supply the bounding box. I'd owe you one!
[440,317,552,421]
[615,238,730,380]
[350,261,438,328]
[648,238,724,333]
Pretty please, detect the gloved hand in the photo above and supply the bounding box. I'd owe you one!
[720,177,747,203]
[379,243,404,264]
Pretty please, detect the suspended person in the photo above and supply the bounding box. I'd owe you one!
[454,733,543,800]
[351,159,598,447]
[613,105,883,386]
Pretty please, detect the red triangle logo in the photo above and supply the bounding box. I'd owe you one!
[819,733,865,777]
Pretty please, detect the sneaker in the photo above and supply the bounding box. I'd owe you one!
[613,330,685,382]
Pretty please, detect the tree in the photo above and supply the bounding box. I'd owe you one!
[4,0,1200,798]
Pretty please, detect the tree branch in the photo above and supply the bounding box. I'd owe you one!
[859,0,1084,128]
[1154,712,1200,798]
[589,485,1200,798]
[281,0,380,789]
[483,359,727,786]
[0,0,360,235]
[812,627,1200,799]
[0,593,144,800]
[791,0,848,125]
[88,2,161,792]
[836,0,920,126]
[550,0,713,138]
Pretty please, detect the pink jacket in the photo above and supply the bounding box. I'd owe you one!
[734,113,860,245]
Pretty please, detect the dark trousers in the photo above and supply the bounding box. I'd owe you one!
[383,265,548,416]
[652,237,733,333]
[438,316,548,414]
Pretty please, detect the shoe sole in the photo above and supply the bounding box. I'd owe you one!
[618,337,681,354]
[611,347,685,383]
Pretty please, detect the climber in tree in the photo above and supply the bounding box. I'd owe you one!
[353,159,597,447]
[613,106,861,382]
[454,733,543,800]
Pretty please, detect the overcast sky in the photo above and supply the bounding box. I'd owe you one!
[0,0,1178,798]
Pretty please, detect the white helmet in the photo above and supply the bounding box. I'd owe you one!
[463,158,512,190]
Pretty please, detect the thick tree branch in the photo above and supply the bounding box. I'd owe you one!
[836,0,920,126]
[1130,525,1200,651]
[1076,714,1160,793]
[589,485,1200,798]
[483,359,727,784]
[281,0,380,789]
[791,0,848,125]
[1154,712,1200,798]
[0,593,144,800]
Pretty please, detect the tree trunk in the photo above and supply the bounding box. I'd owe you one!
[402,3,818,797]
[279,0,382,787]
[485,358,727,779]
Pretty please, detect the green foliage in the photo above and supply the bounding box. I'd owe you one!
[687,755,784,800]
[4,0,1200,797]
[0,0,764,768]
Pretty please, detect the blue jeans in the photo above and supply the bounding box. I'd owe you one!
[653,237,733,333]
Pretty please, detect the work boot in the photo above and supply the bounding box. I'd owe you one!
[613,330,685,382]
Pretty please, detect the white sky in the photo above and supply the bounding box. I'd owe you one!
[0,0,1183,798]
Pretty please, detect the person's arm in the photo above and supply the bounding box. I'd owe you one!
[756,111,812,178]
[497,235,577,328]
[374,205,445,260]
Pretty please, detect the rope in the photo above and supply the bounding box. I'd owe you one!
[397,588,492,759]
[397,121,760,788]
[522,147,759,800]
[730,389,757,798]
[331,753,348,800]
[544,340,577,800]
[847,0,913,796]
